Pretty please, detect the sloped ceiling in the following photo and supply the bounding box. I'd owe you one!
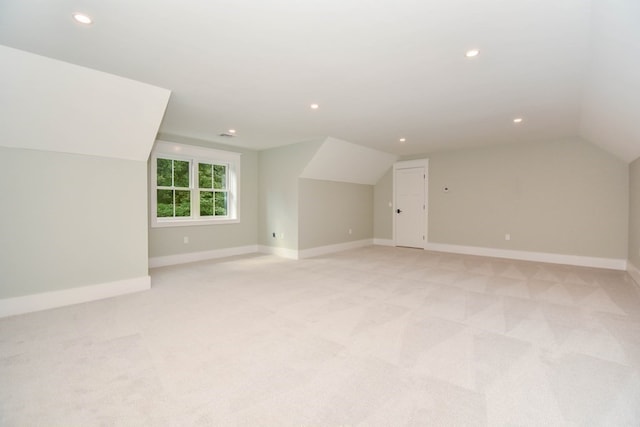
[300,137,397,185]
[0,45,170,161]
[579,0,640,162]
[0,0,638,161]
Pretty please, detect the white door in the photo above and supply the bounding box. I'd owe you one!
[395,166,426,248]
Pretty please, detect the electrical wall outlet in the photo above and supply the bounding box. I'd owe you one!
[348,228,353,235]
[505,233,511,241]
[183,236,189,244]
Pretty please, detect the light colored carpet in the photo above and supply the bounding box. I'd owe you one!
[2,246,640,426]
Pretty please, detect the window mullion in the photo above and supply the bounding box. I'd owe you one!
[192,160,199,219]
[172,189,176,217]
[171,159,175,187]
[171,160,176,218]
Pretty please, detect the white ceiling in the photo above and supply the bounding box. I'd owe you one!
[300,137,397,185]
[0,0,638,160]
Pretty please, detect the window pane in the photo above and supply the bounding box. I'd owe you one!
[200,191,213,216]
[157,159,172,186]
[174,160,190,188]
[213,165,226,189]
[157,190,174,217]
[215,192,227,216]
[175,190,191,217]
[198,163,212,189]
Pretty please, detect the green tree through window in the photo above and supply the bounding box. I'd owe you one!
[156,158,191,217]
[198,163,228,216]
[152,141,240,227]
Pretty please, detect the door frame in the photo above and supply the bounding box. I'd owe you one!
[393,159,429,248]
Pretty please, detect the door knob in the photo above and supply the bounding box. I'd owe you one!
[396,209,402,214]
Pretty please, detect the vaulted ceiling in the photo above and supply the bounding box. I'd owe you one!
[1,0,638,160]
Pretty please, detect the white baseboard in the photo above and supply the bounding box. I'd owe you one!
[373,238,394,247]
[424,242,627,271]
[628,261,640,287]
[0,276,151,319]
[259,239,374,260]
[298,239,373,259]
[149,245,259,268]
[258,245,299,260]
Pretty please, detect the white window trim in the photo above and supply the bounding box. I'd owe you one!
[151,140,241,228]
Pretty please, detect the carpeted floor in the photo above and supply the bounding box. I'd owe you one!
[2,246,640,425]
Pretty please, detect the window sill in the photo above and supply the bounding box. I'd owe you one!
[151,218,240,228]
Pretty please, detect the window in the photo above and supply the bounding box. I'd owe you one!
[151,141,241,227]
[156,158,191,218]
[198,163,228,217]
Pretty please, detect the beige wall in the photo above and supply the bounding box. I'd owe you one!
[374,168,393,240]
[2,135,631,301]
[426,138,628,259]
[629,157,640,268]
[0,147,148,299]
[148,134,258,258]
[150,137,374,256]
[149,136,630,263]
[258,141,322,250]
[298,179,373,250]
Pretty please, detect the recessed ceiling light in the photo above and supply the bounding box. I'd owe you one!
[399,138,406,143]
[310,103,319,110]
[228,129,236,134]
[513,117,524,124]
[465,49,480,58]
[72,13,92,24]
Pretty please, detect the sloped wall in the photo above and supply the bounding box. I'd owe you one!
[580,0,640,162]
[300,137,396,185]
[0,45,170,160]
